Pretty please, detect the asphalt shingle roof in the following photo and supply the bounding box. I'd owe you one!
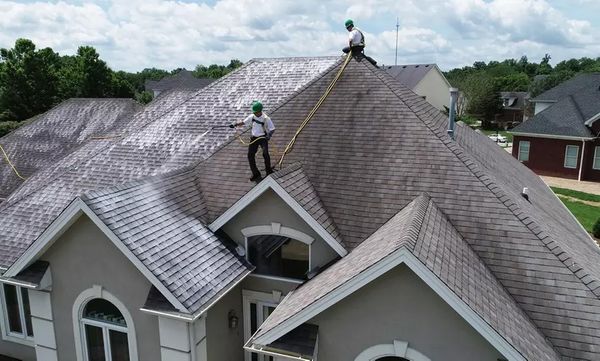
[81,170,251,314]
[194,58,600,359]
[254,194,560,361]
[533,73,600,102]
[512,89,600,138]
[0,98,141,199]
[145,70,214,93]
[0,56,340,268]
[383,64,438,89]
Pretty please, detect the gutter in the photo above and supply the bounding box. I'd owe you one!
[0,276,39,289]
[509,131,595,141]
[244,343,312,361]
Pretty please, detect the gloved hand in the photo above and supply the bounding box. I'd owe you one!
[228,124,235,129]
[266,130,274,140]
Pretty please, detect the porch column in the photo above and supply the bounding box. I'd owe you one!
[158,316,192,361]
[578,140,586,181]
[28,290,58,361]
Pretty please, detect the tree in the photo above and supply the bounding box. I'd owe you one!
[494,73,530,91]
[76,46,112,97]
[0,38,60,121]
[459,74,502,124]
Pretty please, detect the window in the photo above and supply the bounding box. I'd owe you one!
[1,284,33,340]
[243,290,279,361]
[247,235,309,279]
[594,146,600,170]
[564,145,579,169]
[81,299,130,361]
[518,141,530,162]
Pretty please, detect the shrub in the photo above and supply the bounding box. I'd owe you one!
[593,218,600,238]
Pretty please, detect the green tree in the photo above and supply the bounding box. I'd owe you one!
[494,73,530,91]
[458,74,502,124]
[76,46,112,97]
[0,38,60,121]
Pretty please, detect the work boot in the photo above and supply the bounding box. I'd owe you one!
[266,168,274,176]
[250,173,262,183]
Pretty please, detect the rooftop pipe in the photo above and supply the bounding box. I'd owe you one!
[448,88,459,140]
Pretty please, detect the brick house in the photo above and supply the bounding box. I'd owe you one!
[510,73,600,181]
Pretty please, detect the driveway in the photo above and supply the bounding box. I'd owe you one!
[541,176,600,196]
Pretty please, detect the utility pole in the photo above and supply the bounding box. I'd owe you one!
[395,17,399,66]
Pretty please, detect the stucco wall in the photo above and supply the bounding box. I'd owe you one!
[310,264,504,361]
[413,68,450,112]
[206,284,244,361]
[221,189,339,273]
[41,214,161,361]
[0,337,35,361]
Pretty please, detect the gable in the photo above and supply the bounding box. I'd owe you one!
[310,264,504,361]
[220,188,340,272]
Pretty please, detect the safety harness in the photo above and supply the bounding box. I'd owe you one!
[252,116,268,137]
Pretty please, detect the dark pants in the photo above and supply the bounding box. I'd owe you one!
[248,136,272,178]
[342,45,365,56]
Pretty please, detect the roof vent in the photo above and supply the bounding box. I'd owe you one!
[521,187,530,202]
[415,65,420,68]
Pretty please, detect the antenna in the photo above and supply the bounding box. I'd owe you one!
[395,17,399,66]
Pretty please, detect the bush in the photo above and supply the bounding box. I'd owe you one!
[0,121,22,137]
[458,115,479,127]
[593,218,600,238]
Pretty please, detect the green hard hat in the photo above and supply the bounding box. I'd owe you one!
[251,101,263,113]
[345,19,354,28]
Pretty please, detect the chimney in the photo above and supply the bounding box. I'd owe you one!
[448,88,459,140]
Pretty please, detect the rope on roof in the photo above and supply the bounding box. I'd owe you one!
[0,144,26,181]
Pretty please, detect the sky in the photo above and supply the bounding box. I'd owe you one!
[0,0,598,72]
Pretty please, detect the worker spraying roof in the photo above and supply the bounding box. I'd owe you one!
[230,101,275,183]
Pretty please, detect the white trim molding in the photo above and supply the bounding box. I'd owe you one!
[209,177,347,257]
[242,224,315,245]
[251,248,525,361]
[594,146,600,170]
[510,132,594,141]
[6,198,189,313]
[354,340,431,361]
[584,111,600,126]
[564,145,580,169]
[72,285,138,361]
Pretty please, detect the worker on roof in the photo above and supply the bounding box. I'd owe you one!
[343,19,365,56]
[230,101,275,182]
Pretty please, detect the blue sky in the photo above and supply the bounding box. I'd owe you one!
[0,0,598,72]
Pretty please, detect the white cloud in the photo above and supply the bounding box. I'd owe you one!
[0,0,597,71]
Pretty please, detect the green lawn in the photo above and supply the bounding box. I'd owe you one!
[557,196,600,233]
[481,129,514,143]
[551,187,600,203]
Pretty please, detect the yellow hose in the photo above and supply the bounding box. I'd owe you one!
[0,144,26,181]
[277,53,353,168]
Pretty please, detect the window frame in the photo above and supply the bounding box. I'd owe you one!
[73,286,138,361]
[594,146,600,170]
[564,145,580,169]
[0,284,34,346]
[242,290,280,361]
[81,311,129,361]
[518,140,530,162]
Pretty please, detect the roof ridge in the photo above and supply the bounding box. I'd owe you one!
[568,94,587,121]
[400,193,430,249]
[362,61,600,300]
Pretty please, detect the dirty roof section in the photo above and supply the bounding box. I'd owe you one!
[253,195,560,361]
[533,73,600,102]
[0,56,341,268]
[383,64,437,89]
[195,57,600,359]
[145,70,214,93]
[0,98,141,199]
[81,169,252,314]
[512,88,600,138]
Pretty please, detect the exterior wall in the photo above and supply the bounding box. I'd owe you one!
[0,336,35,360]
[221,189,339,273]
[41,215,161,361]
[580,139,600,182]
[206,285,244,361]
[512,136,587,179]
[413,68,450,112]
[534,101,554,114]
[310,264,504,361]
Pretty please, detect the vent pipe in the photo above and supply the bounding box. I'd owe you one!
[448,88,459,140]
[521,187,530,202]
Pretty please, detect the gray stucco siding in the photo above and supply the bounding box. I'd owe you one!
[40,214,161,361]
[310,264,504,361]
[0,338,35,361]
[222,189,339,273]
[206,284,244,361]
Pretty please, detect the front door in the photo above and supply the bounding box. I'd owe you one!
[243,290,279,361]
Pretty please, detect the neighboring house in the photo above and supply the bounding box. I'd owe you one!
[0,99,141,200]
[511,73,600,181]
[0,56,599,361]
[495,91,528,128]
[383,63,451,111]
[145,70,214,97]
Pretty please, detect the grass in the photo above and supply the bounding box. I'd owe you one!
[557,196,600,233]
[551,187,600,203]
[481,129,514,143]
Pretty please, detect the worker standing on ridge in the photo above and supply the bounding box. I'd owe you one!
[230,101,275,182]
[342,19,365,56]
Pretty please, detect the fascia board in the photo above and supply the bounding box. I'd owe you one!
[252,248,526,361]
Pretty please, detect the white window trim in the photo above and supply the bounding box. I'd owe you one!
[72,285,138,361]
[0,284,34,346]
[518,140,530,162]
[564,145,579,169]
[593,146,600,170]
[242,224,313,279]
[354,340,431,361]
[242,290,281,361]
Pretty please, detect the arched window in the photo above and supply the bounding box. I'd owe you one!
[73,286,137,361]
[81,299,130,361]
[354,341,431,361]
